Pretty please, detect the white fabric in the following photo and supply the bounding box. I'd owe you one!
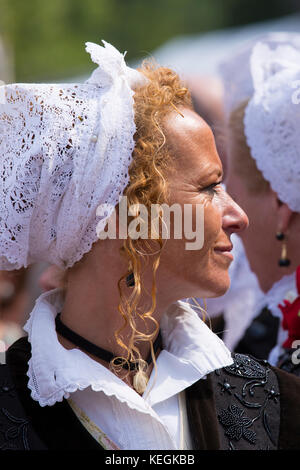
[23,288,233,450]
[245,40,300,212]
[220,32,300,118]
[255,271,298,320]
[219,32,300,212]
[0,41,145,270]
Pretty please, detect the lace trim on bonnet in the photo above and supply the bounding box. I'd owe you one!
[219,33,300,213]
[0,41,146,270]
[244,40,300,212]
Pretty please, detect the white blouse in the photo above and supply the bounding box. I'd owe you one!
[24,288,233,450]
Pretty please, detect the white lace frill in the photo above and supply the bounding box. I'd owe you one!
[23,289,233,408]
[0,41,146,270]
[219,33,300,212]
[244,40,300,212]
[23,288,154,409]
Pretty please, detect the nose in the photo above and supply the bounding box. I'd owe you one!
[222,191,249,235]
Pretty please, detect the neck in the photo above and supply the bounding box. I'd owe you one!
[59,241,176,366]
[253,251,298,293]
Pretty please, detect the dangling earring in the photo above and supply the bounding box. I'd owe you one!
[276,232,291,267]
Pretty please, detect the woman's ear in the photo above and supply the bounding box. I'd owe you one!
[275,197,294,233]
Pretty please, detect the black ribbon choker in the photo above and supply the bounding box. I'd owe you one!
[55,313,162,371]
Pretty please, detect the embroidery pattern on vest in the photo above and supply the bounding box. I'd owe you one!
[0,408,30,450]
[218,404,256,445]
[214,354,280,450]
[0,370,31,450]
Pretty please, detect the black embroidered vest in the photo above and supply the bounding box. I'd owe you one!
[1,337,300,450]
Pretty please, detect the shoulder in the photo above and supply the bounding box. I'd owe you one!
[270,363,300,449]
[6,335,31,364]
[209,353,300,450]
[209,353,280,450]
[0,338,46,450]
[5,336,32,393]
[2,337,105,451]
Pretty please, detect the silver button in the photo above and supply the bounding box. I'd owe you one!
[91,134,98,143]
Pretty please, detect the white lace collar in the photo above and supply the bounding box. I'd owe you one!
[255,271,297,318]
[23,288,233,408]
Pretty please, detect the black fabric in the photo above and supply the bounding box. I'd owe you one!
[1,336,300,450]
[4,337,103,450]
[186,353,300,450]
[0,364,47,450]
[274,366,300,450]
[186,374,221,449]
[186,354,281,450]
[56,312,115,365]
[277,348,300,377]
[210,354,280,449]
[234,307,280,360]
[55,313,162,371]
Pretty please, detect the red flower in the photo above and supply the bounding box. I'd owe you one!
[278,266,300,348]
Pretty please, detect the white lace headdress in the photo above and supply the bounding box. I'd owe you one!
[0,41,146,270]
[220,32,300,212]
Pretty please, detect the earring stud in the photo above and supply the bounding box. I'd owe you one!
[276,232,285,241]
[126,271,135,287]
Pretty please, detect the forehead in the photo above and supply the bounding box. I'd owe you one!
[164,108,222,178]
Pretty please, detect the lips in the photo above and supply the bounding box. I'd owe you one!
[214,244,233,252]
[214,244,234,261]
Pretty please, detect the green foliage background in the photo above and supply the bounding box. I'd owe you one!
[0,0,298,81]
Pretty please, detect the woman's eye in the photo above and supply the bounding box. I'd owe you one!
[202,181,222,196]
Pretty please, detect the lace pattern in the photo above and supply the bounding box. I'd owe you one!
[244,41,300,212]
[0,41,142,270]
[214,354,280,450]
[220,34,300,212]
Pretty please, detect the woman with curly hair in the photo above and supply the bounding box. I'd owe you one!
[0,41,300,451]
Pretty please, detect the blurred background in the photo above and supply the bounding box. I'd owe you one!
[0,0,300,355]
[1,0,300,82]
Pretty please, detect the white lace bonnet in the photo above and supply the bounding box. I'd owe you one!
[220,32,300,212]
[0,41,146,270]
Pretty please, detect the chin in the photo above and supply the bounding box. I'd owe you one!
[207,273,231,298]
[192,271,231,299]
[207,285,230,298]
